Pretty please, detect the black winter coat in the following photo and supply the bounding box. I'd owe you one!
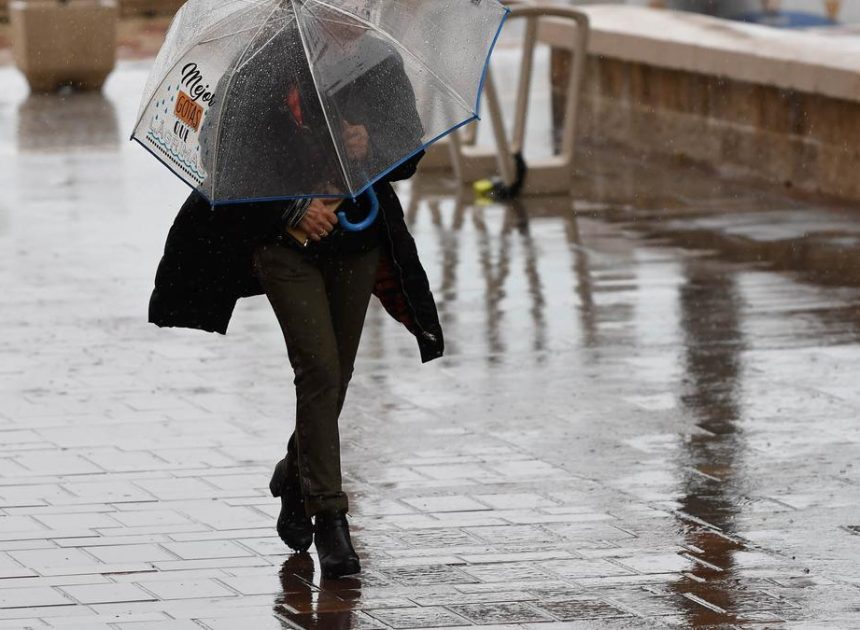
[148,153,444,363]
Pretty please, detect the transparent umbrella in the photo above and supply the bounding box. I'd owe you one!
[131,0,509,230]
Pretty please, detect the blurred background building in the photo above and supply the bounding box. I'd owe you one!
[569,0,858,26]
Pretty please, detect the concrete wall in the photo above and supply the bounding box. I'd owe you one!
[563,5,860,201]
[578,58,860,199]
[565,0,860,22]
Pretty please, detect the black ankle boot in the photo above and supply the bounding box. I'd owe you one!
[313,508,361,578]
[269,458,313,552]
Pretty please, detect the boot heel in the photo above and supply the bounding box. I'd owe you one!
[270,459,313,552]
[314,508,361,578]
[269,459,287,497]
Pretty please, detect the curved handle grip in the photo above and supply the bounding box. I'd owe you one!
[337,187,379,232]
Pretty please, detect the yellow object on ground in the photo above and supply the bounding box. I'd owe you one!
[473,179,494,198]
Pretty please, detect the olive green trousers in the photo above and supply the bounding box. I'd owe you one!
[253,241,381,518]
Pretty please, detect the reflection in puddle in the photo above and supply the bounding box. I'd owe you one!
[400,178,566,364]
[674,262,746,625]
[11,92,123,220]
[273,555,363,628]
[17,92,120,152]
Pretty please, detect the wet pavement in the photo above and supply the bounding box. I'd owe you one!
[1,58,860,630]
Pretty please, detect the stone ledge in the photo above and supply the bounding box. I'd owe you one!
[569,5,860,104]
[543,5,860,202]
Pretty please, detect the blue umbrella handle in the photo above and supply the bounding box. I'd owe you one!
[337,187,379,232]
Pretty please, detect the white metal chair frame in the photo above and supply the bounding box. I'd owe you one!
[445,4,590,196]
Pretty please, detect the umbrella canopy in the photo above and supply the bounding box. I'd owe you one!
[132,0,509,206]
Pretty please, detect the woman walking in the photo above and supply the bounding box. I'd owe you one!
[149,162,443,579]
[147,32,444,577]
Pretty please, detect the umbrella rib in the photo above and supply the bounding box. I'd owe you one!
[211,1,285,201]
[311,0,475,116]
[290,0,352,195]
[198,16,291,46]
[234,15,296,72]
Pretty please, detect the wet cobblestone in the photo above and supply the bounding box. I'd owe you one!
[1,59,860,629]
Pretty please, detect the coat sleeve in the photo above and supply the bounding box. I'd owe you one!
[376,53,424,150]
[149,190,240,334]
[356,49,426,185]
[379,54,425,182]
[384,150,425,182]
[149,190,307,334]
[210,198,308,244]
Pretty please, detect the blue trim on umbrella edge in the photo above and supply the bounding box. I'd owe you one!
[475,6,511,116]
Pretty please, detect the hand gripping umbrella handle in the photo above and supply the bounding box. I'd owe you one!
[337,187,379,232]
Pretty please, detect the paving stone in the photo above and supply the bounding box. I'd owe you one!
[468,525,558,544]
[458,550,574,564]
[107,511,195,528]
[60,481,157,504]
[471,493,559,510]
[0,586,71,609]
[13,452,104,476]
[159,541,253,561]
[532,597,634,621]
[378,565,478,587]
[132,479,222,501]
[537,559,638,579]
[614,553,699,576]
[7,549,102,574]
[215,575,283,596]
[400,495,491,513]
[33,513,123,531]
[460,562,556,583]
[85,544,177,564]
[59,582,156,604]
[411,590,537,606]
[135,578,236,600]
[367,606,470,629]
[152,557,270,572]
[200,616,302,630]
[114,621,202,630]
[445,601,553,624]
[394,530,482,548]
[0,516,45,535]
